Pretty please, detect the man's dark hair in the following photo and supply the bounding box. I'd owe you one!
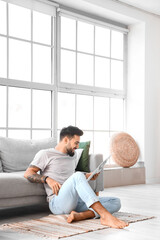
[60,126,83,141]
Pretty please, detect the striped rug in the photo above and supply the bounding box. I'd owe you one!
[0,212,155,239]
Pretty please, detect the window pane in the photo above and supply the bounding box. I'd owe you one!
[76,95,93,130]
[0,130,6,137]
[0,0,6,35]
[33,44,51,83]
[111,60,123,90]
[61,16,76,50]
[94,132,110,159]
[95,57,110,88]
[9,39,31,81]
[58,92,75,129]
[61,50,76,84]
[0,36,7,78]
[77,21,94,54]
[57,130,60,142]
[8,130,30,139]
[77,53,93,86]
[94,97,109,130]
[32,130,51,139]
[80,131,93,153]
[95,26,110,57]
[8,87,31,128]
[32,90,51,128]
[111,30,123,60]
[0,86,6,127]
[33,11,51,45]
[110,98,124,131]
[9,3,31,40]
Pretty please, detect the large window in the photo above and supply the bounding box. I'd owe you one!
[0,0,55,139]
[60,16,124,90]
[0,0,127,161]
[59,14,126,160]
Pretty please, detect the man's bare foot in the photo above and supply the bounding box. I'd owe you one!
[67,210,95,223]
[67,211,83,223]
[101,214,129,229]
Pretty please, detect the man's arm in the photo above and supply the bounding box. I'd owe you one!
[24,165,46,183]
[24,165,61,195]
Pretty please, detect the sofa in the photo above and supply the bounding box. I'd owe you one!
[0,136,104,209]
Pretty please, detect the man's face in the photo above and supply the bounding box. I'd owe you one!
[66,135,80,157]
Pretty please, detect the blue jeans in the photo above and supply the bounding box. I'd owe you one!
[49,172,121,218]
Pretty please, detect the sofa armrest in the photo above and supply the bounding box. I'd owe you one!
[88,154,104,192]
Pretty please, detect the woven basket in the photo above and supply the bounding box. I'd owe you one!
[110,132,140,167]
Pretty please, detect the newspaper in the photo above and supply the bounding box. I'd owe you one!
[87,155,111,182]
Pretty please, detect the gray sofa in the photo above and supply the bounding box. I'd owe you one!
[0,136,104,209]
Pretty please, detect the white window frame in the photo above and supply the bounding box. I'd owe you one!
[56,9,128,147]
[0,0,57,139]
[57,8,128,97]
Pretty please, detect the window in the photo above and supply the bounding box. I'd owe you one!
[8,87,31,128]
[0,0,55,139]
[0,0,127,162]
[0,36,7,78]
[0,86,6,128]
[0,0,7,35]
[59,14,126,161]
[9,39,31,81]
[32,90,51,129]
[60,16,125,90]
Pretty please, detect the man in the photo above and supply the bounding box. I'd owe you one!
[24,126,128,229]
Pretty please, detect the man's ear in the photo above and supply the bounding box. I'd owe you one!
[63,136,69,144]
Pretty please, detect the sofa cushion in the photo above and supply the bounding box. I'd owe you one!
[0,196,47,208]
[0,137,56,172]
[75,141,90,172]
[0,171,46,198]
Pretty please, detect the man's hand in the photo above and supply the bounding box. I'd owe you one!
[86,172,100,181]
[46,177,62,196]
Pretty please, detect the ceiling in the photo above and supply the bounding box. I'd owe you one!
[52,0,138,25]
[52,0,160,25]
[54,0,160,17]
[113,0,160,16]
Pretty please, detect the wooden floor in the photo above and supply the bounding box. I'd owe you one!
[0,184,160,240]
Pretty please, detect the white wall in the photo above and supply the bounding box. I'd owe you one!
[144,16,160,183]
[127,22,145,163]
[127,19,160,183]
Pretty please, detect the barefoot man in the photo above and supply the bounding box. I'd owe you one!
[24,126,128,229]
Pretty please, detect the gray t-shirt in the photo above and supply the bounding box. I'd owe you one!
[30,148,77,202]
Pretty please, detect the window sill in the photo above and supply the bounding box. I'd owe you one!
[103,162,145,188]
[104,161,144,170]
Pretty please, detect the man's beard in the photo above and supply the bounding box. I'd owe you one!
[66,148,75,157]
